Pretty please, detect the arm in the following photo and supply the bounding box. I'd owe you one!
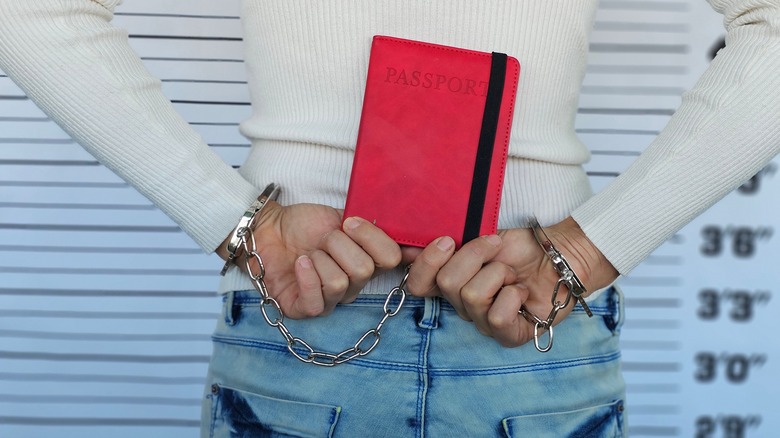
[0,0,260,251]
[0,0,402,316]
[572,0,780,275]
[407,0,780,346]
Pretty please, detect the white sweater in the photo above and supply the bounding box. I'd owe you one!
[1,0,778,294]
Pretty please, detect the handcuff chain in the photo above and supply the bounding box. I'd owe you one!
[237,222,408,367]
[519,217,593,353]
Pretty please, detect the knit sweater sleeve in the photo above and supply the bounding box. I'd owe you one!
[572,0,780,274]
[0,0,261,252]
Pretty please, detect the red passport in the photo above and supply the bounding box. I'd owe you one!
[344,36,520,248]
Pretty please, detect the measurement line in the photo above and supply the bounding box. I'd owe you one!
[0,372,205,385]
[1,394,202,406]
[115,12,240,20]
[141,56,243,63]
[587,171,620,177]
[171,99,250,106]
[0,288,215,298]
[581,85,685,96]
[0,266,216,276]
[0,159,98,166]
[0,202,155,210]
[0,416,200,427]
[0,95,27,100]
[624,298,681,308]
[593,21,689,33]
[626,384,680,393]
[0,224,180,232]
[577,128,661,135]
[0,350,211,363]
[129,34,241,42]
[627,426,679,437]
[209,143,250,148]
[578,108,676,116]
[586,65,687,75]
[0,138,73,144]
[622,361,681,372]
[162,79,247,84]
[599,1,689,12]
[0,310,217,319]
[590,43,688,54]
[0,329,210,342]
[0,245,201,255]
[0,181,127,188]
[0,116,49,122]
[590,150,642,157]
[190,122,240,126]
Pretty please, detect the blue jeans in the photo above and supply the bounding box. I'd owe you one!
[202,287,626,437]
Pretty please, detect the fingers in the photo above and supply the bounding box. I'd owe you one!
[301,216,401,304]
[406,236,455,297]
[342,217,402,270]
[290,255,326,318]
[460,261,518,334]
[487,284,531,347]
[436,234,503,319]
[317,228,376,299]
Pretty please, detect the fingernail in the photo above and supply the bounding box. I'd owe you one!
[343,217,361,231]
[485,234,501,246]
[436,236,454,251]
[297,255,313,269]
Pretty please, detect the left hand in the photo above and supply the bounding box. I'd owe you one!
[403,217,618,347]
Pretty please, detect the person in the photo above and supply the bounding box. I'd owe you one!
[0,0,777,436]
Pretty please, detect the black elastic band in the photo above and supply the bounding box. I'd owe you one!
[462,52,507,244]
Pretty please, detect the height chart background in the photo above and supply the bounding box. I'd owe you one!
[1,1,777,437]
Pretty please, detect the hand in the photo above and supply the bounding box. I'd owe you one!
[218,202,402,319]
[405,217,618,347]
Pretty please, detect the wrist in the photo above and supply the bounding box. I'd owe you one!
[544,217,619,294]
[217,183,281,268]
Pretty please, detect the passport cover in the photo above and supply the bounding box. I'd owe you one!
[344,35,520,248]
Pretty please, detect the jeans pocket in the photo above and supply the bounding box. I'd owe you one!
[208,384,341,438]
[502,399,625,438]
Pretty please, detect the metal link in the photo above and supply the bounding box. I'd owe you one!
[260,297,284,327]
[355,329,381,354]
[234,224,409,366]
[533,322,554,352]
[383,286,406,316]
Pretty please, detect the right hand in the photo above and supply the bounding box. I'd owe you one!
[218,202,402,319]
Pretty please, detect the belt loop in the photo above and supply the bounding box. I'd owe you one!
[418,297,441,330]
[224,291,237,326]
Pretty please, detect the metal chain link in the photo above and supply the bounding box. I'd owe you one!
[236,221,408,367]
[518,275,577,353]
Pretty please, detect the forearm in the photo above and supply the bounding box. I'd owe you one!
[572,1,780,274]
[0,0,260,252]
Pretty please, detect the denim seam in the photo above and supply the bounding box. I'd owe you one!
[430,351,622,377]
[417,323,432,438]
[212,336,620,375]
